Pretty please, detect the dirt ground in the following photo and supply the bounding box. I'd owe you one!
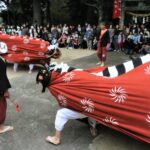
[1,49,150,150]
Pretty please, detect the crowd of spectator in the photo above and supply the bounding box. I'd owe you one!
[0,23,97,50]
[0,22,150,73]
[108,23,150,55]
[0,22,150,55]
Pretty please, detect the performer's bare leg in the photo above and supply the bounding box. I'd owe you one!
[100,61,104,67]
[46,108,86,145]
[28,64,34,74]
[96,51,102,65]
[13,63,18,72]
[0,92,14,134]
[100,48,107,67]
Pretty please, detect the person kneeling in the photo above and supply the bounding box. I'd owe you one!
[36,69,98,145]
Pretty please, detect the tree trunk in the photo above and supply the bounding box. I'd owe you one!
[33,0,41,25]
[46,1,51,23]
[98,5,103,25]
[119,0,125,30]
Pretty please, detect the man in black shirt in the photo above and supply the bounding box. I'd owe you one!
[0,57,14,134]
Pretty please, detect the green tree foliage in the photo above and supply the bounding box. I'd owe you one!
[80,0,113,24]
[3,0,32,25]
[9,0,23,14]
[65,0,87,24]
[1,0,114,25]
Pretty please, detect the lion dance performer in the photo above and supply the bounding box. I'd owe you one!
[0,33,61,134]
[37,54,150,145]
[0,56,13,134]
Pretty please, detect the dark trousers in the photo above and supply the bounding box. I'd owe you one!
[0,96,7,124]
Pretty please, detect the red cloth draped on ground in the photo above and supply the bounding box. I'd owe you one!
[112,0,120,19]
[0,33,50,64]
[49,62,150,143]
[0,97,7,124]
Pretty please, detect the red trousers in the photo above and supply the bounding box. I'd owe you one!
[0,97,7,124]
[118,42,124,50]
[97,46,107,62]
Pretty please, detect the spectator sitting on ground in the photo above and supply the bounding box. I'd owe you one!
[139,43,150,55]
[73,37,80,49]
[124,38,134,55]
[132,32,141,53]
[42,27,49,42]
[58,33,68,48]
[66,36,74,49]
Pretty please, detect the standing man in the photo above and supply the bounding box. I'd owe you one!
[85,25,94,50]
[0,57,13,133]
[97,22,110,66]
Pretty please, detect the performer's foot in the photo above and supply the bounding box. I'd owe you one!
[46,136,60,145]
[90,127,98,137]
[0,125,14,134]
[100,62,104,67]
[96,62,101,65]
[28,70,32,74]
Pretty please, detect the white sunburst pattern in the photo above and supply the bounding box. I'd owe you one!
[8,54,12,57]
[57,94,68,107]
[23,38,30,44]
[9,36,16,39]
[146,113,150,127]
[63,72,75,82]
[103,116,119,125]
[12,45,17,51]
[40,42,46,49]
[24,57,30,61]
[23,51,29,55]
[38,52,44,56]
[80,97,95,113]
[144,66,150,75]
[109,86,127,103]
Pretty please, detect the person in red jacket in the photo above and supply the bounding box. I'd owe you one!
[97,22,110,66]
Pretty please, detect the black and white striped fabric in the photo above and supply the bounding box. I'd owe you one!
[46,54,150,78]
[92,54,150,78]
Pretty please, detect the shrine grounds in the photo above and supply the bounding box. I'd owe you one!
[1,49,150,150]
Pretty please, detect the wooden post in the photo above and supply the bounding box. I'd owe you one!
[33,0,42,25]
[120,0,125,29]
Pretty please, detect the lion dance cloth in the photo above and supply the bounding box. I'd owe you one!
[0,33,50,64]
[48,55,150,143]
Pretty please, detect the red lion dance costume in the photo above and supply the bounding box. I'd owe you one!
[0,33,150,143]
[0,33,60,64]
